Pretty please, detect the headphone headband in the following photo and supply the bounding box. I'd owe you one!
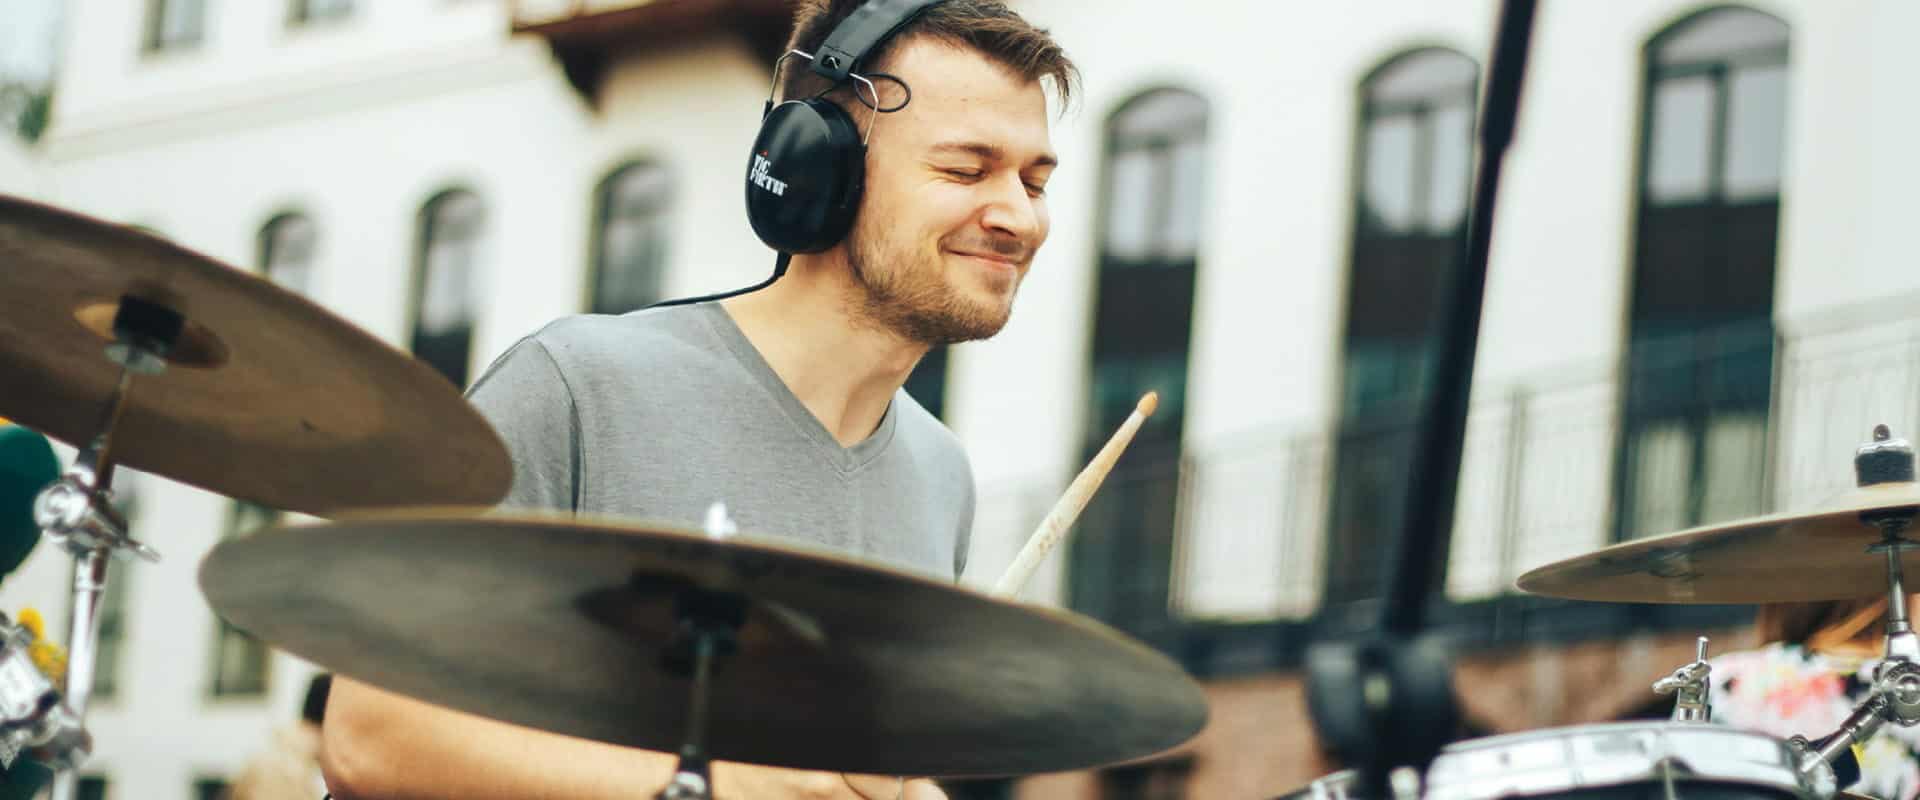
[811,0,944,83]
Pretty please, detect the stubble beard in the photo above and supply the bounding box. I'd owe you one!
[844,221,1019,346]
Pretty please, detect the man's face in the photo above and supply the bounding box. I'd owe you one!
[841,37,1055,345]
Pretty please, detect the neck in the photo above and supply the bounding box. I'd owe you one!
[721,251,928,447]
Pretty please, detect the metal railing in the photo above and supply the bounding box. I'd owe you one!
[975,309,1920,629]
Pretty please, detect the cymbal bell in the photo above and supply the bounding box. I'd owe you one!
[0,194,509,514]
[1517,481,1920,604]
[197,512,1210,776]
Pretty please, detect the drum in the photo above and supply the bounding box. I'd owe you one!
[1276,722,1835,800]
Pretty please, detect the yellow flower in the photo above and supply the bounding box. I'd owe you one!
[15,607,67,683]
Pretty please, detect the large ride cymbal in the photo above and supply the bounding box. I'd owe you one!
[0,195,508,514]
[1517,482,1920,604]
[198,512,1210,776]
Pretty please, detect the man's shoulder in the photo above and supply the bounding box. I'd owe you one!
[523,304,720,372]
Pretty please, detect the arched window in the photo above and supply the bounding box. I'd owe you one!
[257,212,317,297]
[589,161,673,315]
[1617,7,1788,540]
[144,0,205,52]
[1068,88,1209,635]
[411,189,485,387]
[1324,48,1478,607]
[209,501,278,698]
[291,0,354,25]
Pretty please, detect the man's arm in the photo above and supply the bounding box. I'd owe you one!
[322,677,943,799]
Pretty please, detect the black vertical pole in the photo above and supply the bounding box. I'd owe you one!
[1380,0,1538,635]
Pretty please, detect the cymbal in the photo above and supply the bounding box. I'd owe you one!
[198,512,1210,776]
[1517,482,1920,604]
[0,195,508,514]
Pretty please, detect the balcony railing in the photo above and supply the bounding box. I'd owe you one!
[974,302,1920,636]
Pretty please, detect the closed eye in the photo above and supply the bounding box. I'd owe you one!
[943,168,983,180]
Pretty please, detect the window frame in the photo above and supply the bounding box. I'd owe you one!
[1320,46,1480,608]
[1610,5,1790,543]
[207,501,279,700]
[408,188,487,388]
[585,160,674,315]
[1067,87,1211,636]
[143,0,207,53]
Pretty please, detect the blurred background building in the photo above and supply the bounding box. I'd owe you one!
[3,0,1918,797]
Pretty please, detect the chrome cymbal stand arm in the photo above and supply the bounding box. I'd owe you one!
[1884,536,1920,662]
[1790,691,1887,800]
[38,297,177,800]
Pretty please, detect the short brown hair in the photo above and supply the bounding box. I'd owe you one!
[777,0,1078,112]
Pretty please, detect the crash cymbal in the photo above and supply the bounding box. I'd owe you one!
[198,511,1210,776]
[0,194,508,514]
[1517,481,1920,604]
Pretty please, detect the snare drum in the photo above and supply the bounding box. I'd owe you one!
[1277,722,1840,800]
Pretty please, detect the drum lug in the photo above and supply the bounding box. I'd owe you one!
[1651,636,1712,723]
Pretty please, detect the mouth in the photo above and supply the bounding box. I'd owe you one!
[948,250,1023,273]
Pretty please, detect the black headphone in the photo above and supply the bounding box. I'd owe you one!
[745,0,943,254]
[648,0,940,310]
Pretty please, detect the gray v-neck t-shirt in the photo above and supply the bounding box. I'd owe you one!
[464,302,974,581]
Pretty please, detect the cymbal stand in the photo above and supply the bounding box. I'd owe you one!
[654,588,745,800]
[32,297,172,800]
[1787,426,1920,799]
[653,501,745,800]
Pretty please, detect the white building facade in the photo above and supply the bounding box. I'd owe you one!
[6,0,1920,797]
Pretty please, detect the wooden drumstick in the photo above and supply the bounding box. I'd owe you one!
[993,392,1159,598]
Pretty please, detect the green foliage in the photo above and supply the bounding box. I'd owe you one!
[0,82,52,143]
[18,88,50,143]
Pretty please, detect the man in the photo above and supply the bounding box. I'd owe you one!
[319,1,1076,798]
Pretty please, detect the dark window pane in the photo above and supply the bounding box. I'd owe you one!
[1645,76,1714,206]
[293,0,354,23]
[1425,103,1474,231]
[258,213,317,297]
[1071,89,1208,635]
[1102,89,1209,263]
[903,346,949,421]
[412,191,484,387]
[1725,64,1788,200]
[1326,48,1478,605]
[147,0,205,51]
[1619,9,1788,540]
[210,502,277,697]
[592,162,673,314]
[1360,114,1418,233]
[209,618,271,697]
[194,777,228,800]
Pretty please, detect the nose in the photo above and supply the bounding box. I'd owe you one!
[979,173,1042,245]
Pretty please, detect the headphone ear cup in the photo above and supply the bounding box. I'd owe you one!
[745,98,866,253]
